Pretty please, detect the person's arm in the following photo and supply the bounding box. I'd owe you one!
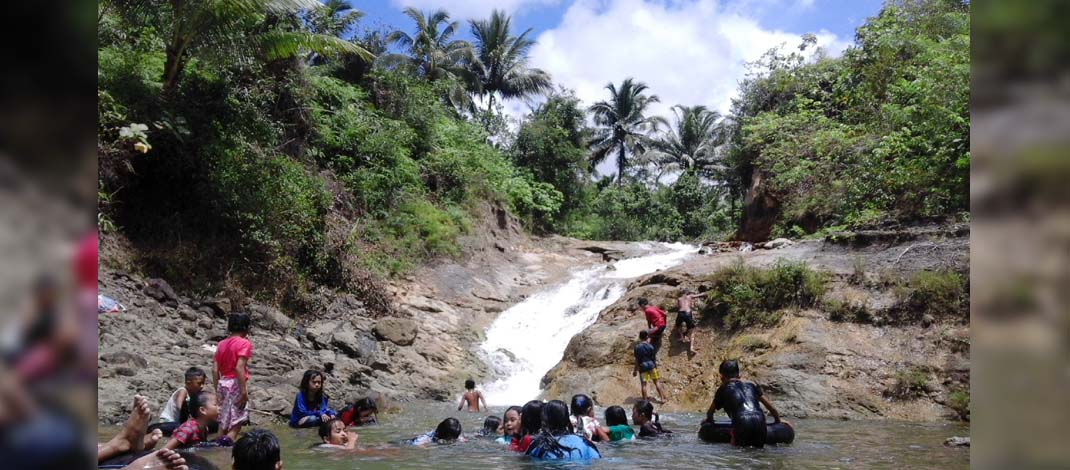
[324,397,337,418]
[235,357,248,409]
[290,393,307,427]
[759,395,781,423]
[632,348,639,376]
[212,363,220,393]
[457,395,465,411]
[163,437,181,451]
[174,388,188,413]
[592,425,610,442]
[346,431,359,449]
[478,391,487,411]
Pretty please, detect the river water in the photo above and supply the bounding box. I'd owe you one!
[103,401,968,469]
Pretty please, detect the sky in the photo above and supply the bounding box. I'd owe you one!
[348,0,886,176]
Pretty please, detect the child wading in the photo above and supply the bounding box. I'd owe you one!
[633,330,668,403]
[290,369,337,428]
[526,400,601,461]
[569,394,609,442]
[496,405,522,445]
[633,399,672,438]
[214,312,253,444]
[318,418,359,449]
[703,359,785,448]
[676,288,709,354]
[457,379,487,412]
[603,406,635,441]
[510,400,543,453]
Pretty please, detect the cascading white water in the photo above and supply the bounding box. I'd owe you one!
[478,242,699,406]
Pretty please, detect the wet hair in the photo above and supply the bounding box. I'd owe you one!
[604,406,628,427]
[227,312,251,333]
[633,399,659,424]
[638,298,649,307]
[639,330,649,340]
[719,359,740,379]
[520,400,544,436]
[465,379,475,390]
[318,418,343,442]
[189,391,214,419]
[434,418,462,442]
[354,397,377,413]
[185,367,207,382]
[526,400,599,459]
[570,394,593,417]
[502,405,522,436]
[299,369,327,407]
[233,428,281,470]
[481,415,501,435]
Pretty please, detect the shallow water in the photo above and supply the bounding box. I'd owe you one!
[103,402,969,469]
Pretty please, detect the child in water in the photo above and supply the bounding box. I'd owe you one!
[457,379,487,412]
[510,400,543,453]
[214,312,254,443]
[604,406,636,441]
[163,391,220,449]
[339,397,378,426]
[478,415,501,437]
[411,418,465,445]
[496,406,522,445]
[569,394,609,442]
[526,400,601,461]
[289,369,337,428]
[234,428,283,470]
[153,367,207,436]
[633,399,672,438]
[318,418,359,449]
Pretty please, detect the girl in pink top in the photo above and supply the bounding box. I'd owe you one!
[213,312,253,442]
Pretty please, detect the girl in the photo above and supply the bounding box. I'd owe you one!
[569,394,610,442]
[633,399,672,437]
[339,397,378,426]
[411,418,464,446]
[526,400,601,461]
[604,406,636,441]
[510,400,543,453]
[213,312,253,443]
[317,418,359,449]
[495,406,522,445]
[289,369,337,428]
[478,415,501,437]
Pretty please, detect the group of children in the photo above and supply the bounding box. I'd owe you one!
[633,288,710,403]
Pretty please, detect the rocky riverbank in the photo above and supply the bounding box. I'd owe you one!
[541,225,970,422]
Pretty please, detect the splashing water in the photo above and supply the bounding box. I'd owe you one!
[479,242,698,406]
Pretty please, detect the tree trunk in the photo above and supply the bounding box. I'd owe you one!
[617,145,626,186]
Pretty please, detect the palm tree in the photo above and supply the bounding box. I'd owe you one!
[467,10,552,113]
[386,8,473,82]
[651,105,723,177]
[306,0,364,38]
[109,0,374,97]
[589,78,666,185]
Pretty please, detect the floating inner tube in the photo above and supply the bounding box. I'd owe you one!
[697,421,795,445]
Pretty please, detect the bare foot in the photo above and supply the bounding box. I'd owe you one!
[122,449,188,470]
[143,428,163,450]
[119,396,151,453]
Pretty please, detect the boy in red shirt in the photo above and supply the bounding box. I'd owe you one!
[214,312,253,443]
[637,298,667,354]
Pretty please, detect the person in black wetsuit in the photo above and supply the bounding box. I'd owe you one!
[702,359,783,448]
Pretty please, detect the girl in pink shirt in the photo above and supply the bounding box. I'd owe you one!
[213,312,253,443]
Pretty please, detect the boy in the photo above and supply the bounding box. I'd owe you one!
[703,359,784,448]
[637,298,667,354]
[676,289,709,354]
[234,428,283,470]
[318,418,360,449]
[155,367,207,435]
[214,312,253,444]
[632,330,667,403]
[163,391,219,450]
[457,379,488,412]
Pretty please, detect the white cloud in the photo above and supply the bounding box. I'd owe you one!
[389,0,561,21]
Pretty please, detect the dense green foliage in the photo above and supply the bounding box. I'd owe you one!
[700,261,828,329]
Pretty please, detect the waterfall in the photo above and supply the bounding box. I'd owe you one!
[478,242,698,406]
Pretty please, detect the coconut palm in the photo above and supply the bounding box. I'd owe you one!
[651,105,724,176]
[589,78,667,185]
[108,0,374,96]
[386,8,473,82]
[467,10,552,113]
[306,0,364,38]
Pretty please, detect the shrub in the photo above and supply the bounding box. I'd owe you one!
[735,335,772,351]
[948,390,970,421]
[702,260,827,329]
[885,366,932,400]
[894,269,968,323]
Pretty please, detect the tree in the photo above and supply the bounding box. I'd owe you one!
[589,78,666,185]
[386,8,472,82]
[108,0,374,97]
[652,105,724,177]
[305,0,363,38]
[467,10,552,113]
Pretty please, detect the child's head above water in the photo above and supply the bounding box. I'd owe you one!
[184,367,207,393]
[570,394,594,418]
[318,418,348,446]
[434,418,463,442]
[540,400,572,435]
[502,406,522,436]
[189,391,219,422]
[719,359,740,380]
[464,379,475,390]
[604,406,628,427]
[227,312,251,335]
[234,428,282,470]
[632,399,656,425]
[520,400,543,436]
[481,415,501,435]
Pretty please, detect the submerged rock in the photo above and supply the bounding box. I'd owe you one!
[943,436,970,447]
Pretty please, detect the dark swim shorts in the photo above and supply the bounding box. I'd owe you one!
[675,311,696,329]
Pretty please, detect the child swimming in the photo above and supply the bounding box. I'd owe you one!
[317,418,359,449]
[526,400,601,461]
[478,415,501,437]
[411,418,465,446]
[339,397,378,426]
[604,406,636,441]
[510,400,543,453]
[569,394,609,442]
[633,399,672,438]
[495,406,522,445]
[289,369,337,428]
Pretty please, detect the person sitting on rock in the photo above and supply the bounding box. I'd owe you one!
[163,391,220,450]
[411,418,465,445]
[676,288,710,354]
[150,367,207,436]
[637,298,667,353]
[702,359,783,448]
[289,369,336,428]
[457,379,487,413]
[339,397,378,426]
[317,418,359,449]
[633,330,668,403]
[633,399,672,438]
[603,406,635,441]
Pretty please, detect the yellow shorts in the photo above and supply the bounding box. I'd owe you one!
[640,369,660,383]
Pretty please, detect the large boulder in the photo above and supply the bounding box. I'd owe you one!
[143,279,179,307]
[373,318,418,346]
